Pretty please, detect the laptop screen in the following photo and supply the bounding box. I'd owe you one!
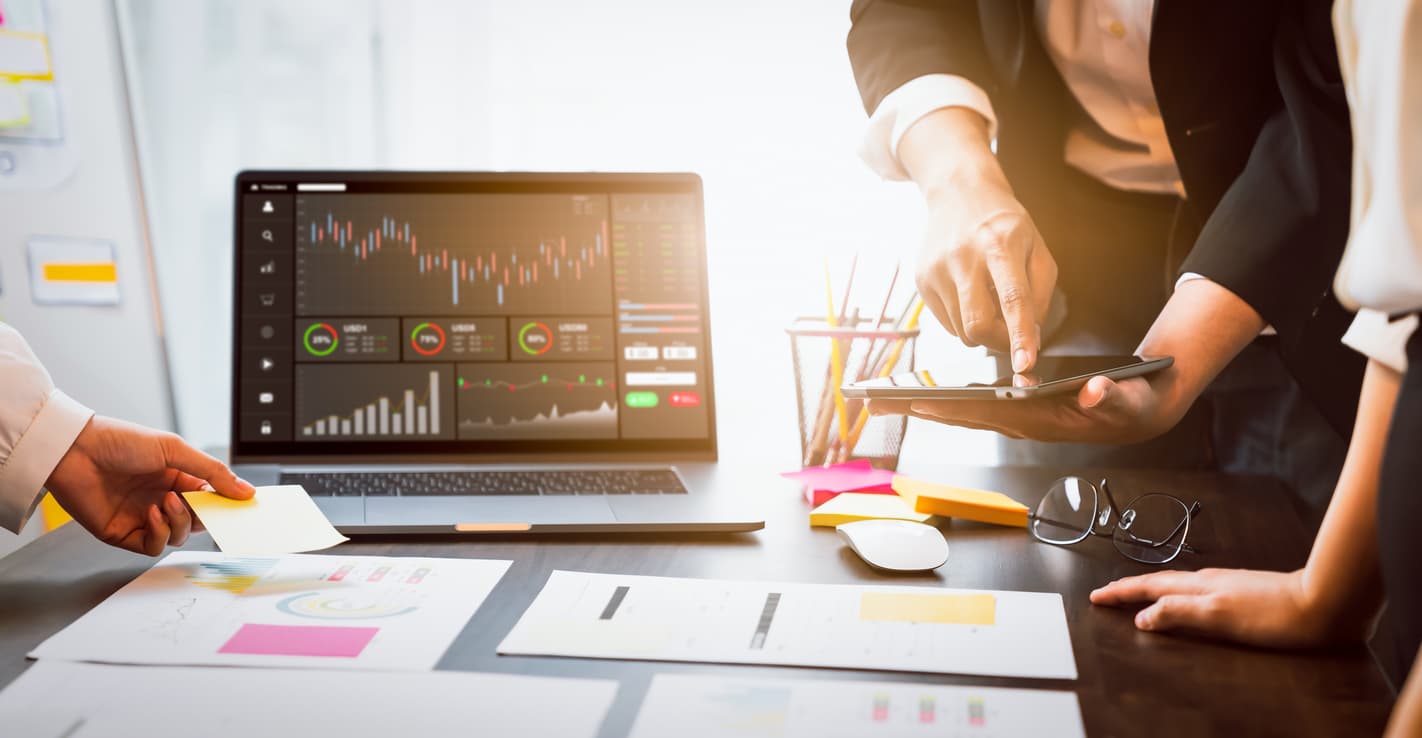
[231,172,715,459]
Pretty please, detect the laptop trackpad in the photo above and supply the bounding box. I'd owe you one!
[363,496,617,526]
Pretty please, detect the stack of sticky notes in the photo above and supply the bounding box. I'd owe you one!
[808,492,932,528]
[781,460,898,506]
[892,475,1030,528]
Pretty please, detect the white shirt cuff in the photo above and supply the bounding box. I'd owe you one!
[858,74,999,181]
[0,389,93,533]
[1341,308,1417,374]
[1176,272,1277,336]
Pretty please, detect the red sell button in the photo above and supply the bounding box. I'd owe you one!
[669,391,701,407]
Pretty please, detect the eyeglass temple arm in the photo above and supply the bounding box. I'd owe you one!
[1099,478,1123,518]
[1089,494,1205,555]
[1178,500,1203,554]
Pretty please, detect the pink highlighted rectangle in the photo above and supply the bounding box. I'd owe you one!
[219,624,377,658]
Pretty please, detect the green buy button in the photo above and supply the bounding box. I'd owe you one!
[625,391,659,408]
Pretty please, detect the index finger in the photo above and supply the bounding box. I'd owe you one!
[983,236,1040,373]
[1089,571,1204,606]
[159,434,256,500]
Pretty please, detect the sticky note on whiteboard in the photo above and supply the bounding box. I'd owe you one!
[27,238,120,306]
[0,30,52,80]
[0,80,27,127]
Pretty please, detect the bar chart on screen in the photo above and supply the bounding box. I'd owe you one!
[294,364,455,440]
[294,193,613,316]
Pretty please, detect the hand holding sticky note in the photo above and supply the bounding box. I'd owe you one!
[182,485,347,554]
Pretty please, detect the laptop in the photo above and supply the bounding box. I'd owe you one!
[229,171,762,534]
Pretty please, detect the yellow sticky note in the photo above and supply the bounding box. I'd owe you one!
[183,485,347,555]
[809,492,932,528]
[892,475,1030,528]
[0,80,28,127]
[859,592,996,625]
[0,30,53,81]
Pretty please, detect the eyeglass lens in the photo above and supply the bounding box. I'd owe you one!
[1030,476,1097,545]
[1112,493,1191,564]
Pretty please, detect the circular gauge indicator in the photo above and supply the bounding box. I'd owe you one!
[409,322,447,356]
[518,321,553,356]
[303,322,339,356]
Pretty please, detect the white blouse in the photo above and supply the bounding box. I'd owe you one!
[1333,0,1422,371]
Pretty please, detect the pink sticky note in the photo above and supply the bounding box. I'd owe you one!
[804,485,897,507]
[219,623,377,658]
[782,462,899,505]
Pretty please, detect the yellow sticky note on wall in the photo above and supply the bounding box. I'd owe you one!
[859,592,996,625]
[183,485,347,555]
[892,476,1030,528]
[0,80,28,127]
[0,30,53,80]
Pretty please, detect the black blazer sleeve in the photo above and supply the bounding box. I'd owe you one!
[846,0,994,115]
[1180,1,1363,433]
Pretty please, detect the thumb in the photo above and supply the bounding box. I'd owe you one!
[159,434,256,500]
[1077,375,1120,410]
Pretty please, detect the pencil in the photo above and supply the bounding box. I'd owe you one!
[825,259,851,446]
[838,265,901,450]
[805,256,859,465]
[841,298,925,460]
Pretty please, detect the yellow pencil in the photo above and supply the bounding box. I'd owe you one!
[824,259,851,447]
[842,298,924,458]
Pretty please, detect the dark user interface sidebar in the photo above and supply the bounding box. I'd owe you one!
[239,190,294,441]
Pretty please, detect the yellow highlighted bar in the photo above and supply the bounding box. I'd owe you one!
[42,263,117,283]
[860,592,996,625]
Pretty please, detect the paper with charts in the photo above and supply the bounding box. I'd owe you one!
[0,661,616,738]
[30,552,511,671]
[628,674,1085,738]
[499,571,1077,679]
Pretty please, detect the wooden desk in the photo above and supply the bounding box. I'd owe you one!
[0,464,1393,736]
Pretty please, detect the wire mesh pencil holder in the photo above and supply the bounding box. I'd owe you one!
[787,316,918,469]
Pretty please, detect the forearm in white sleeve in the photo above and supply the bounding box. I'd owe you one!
[0,323,94,532]
[857,73,999,181]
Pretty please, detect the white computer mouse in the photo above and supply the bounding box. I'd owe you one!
[836,519,949,572]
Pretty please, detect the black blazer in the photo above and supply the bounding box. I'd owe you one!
[847,0,1364,436]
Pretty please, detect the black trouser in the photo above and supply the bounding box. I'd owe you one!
[996,170,1348,516]
[1376,323,1422,686]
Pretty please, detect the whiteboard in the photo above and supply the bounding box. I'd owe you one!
[0,0,174,432]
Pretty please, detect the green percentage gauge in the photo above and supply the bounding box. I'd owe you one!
[303,322,339,357]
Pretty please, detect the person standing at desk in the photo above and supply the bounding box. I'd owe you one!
[1093,2,1422,732]
[0,323,254,555]
[848,0,1360,509]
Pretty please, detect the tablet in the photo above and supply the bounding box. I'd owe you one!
[841,355,1173,400]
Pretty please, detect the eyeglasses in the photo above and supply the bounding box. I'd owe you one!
[1028,477,1202,564]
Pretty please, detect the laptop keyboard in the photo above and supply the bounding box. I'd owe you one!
[280,469,690,497]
